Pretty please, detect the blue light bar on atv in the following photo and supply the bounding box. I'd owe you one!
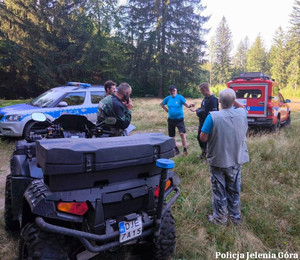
[67,82,91,88]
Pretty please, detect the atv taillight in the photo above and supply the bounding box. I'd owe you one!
[57,202,88,216]
[154,179,172,197]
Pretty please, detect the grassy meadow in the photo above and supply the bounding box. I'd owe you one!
[0,97,299,259]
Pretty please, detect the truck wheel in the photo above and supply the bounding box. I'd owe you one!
[19,222,68,260]
[272,118,280,132]
[150,209,176,260]
[5,174,20,231]
[285,114,291,127]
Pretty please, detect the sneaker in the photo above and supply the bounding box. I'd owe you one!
[198,152,206,160]
[183,147,188,156]
[230,217,242,225]
[208,215,227,226]
[174,146,180,156]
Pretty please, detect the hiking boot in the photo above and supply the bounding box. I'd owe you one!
[174,146,180,156]
[198,152,206,160]
[230,217,242,225]
[183,147,188,156]
[208,215,227,226]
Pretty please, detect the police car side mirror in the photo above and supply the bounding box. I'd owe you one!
[57,101,68,107]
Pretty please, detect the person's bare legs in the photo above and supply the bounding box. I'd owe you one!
[172,136,180,155]
[179,132,188,156]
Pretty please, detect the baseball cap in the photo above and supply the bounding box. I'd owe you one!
[168,85,177,92]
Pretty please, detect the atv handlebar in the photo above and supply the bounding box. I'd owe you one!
[27,114,118,140]
[29,122,115,139]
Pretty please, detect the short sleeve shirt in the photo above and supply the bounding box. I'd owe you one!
[201,108,247,134]
[201,114,213,134]
[162,94,186,119]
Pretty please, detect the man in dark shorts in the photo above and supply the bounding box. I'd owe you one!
[160,85,195,156]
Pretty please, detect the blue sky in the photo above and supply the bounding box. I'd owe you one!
[201,0,295,52]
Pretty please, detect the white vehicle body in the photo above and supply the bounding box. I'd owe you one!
[0,83,105,137]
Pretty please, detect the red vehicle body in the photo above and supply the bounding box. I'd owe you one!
[227,72,291,130]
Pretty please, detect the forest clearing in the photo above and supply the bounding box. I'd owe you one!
[0,97,299,259]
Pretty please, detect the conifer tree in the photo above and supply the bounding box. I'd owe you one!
[286,0,300,90]
[232,37,249,75]
[269,27,288,88]
[122,0,208,97]
[246,35,269,73]
[212,16,233,85]
[290,0,300,35]
[0,0,94,96]
[285,31,300,90]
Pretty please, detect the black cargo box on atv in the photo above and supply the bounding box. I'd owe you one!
[36,133,175,191]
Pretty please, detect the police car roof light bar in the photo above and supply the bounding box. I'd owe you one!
[67,82,91,88]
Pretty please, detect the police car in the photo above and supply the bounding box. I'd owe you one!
[0,82,105,137]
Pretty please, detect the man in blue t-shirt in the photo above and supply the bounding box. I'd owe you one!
[160,85,195,156]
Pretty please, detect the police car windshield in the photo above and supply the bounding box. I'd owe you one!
[29,90,64,108]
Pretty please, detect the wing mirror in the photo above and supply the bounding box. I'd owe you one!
[57,101,68,107]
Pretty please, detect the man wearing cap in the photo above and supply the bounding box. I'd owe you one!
[160,85,195,156]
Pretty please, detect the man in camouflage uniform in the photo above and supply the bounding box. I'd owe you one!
[200,88,249,225]
[97,83,133,136]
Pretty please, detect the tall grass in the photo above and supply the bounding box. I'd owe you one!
[0,98,299,259]
[131,98,300,259]
[0,99,30,107]
[280,87,300,98]
[0,138,19,260]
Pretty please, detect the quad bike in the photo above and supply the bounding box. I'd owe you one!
[4,113,180,259]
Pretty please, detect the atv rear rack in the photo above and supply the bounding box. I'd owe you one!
[35,186,180,253]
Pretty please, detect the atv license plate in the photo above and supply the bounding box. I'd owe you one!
[119,216,142,243]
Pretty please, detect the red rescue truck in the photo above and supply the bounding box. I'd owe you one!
[227,72,291,131]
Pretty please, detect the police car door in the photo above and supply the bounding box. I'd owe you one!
[88,91,106,123]
[58,92,87,118]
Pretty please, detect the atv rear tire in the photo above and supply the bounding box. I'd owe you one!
[19,222,68,260]
[150,209,176,260]
[5,174,20,231]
